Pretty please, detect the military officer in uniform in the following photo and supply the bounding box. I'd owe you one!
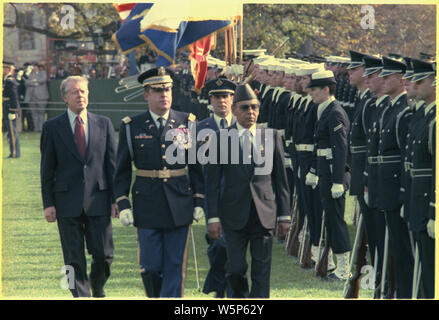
[114,67,205,298]
[408,59,435,298]
[3,61,21,158]
[305,70,352,281]
[197,77,236,298]
[376,56,414,298]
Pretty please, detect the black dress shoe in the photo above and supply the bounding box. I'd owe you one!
[92,288,106,298]
[327,272,347,282]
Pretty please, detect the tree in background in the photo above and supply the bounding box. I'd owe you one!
[242,4,436,58]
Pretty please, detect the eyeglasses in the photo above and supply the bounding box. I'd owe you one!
[239,104,260,111]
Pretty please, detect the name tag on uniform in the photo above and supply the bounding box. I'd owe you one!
[135,134,152,139]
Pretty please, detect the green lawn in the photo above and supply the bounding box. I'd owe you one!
[2,132,373,299]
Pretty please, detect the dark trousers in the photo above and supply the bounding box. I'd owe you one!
[137,225,189,298]
[224,203,273,298]
[318,176,351,254]
[5,117,20,158]
[413,230,435,299]
[298,154,323,246]
[57,213,114,298]
[384,209,414,298]
[367,207,387,295]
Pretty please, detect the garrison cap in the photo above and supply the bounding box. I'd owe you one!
[363,55,383,77]
[378,56,406,77]
[306,70,337,88]
[205,78,237,96]
[137,66,174,88]
[347,50,367,69]
[411,59,436,83]
[233,83,259,107]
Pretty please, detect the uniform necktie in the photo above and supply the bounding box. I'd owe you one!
[158,117,165,135]
[74,115,86,160]
[220,118,227,129]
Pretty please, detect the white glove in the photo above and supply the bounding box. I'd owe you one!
[119,209,134,227]
[16,70,24,81]
[8,113,16,120]
[400,205,405,219]
[285,158,292,169]
[427,219,435,239]
[364,191,369,206]
[25,65,33,76]
[193,206,205,222]
[305,172,318,189]
[331,183,345,199]
[285,140,292,147]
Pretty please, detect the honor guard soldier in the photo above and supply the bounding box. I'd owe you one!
[3,61,21,158]
[305,70,352,280]
[346,51,380,277]
[198,77,236,298]
[362,54,390,297]
[114,66,205,298]
[376,56,414,298]
[407,59,435,298]
[400,57,426,227]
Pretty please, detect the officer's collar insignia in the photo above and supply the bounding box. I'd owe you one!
[216,79,223,86]
[158,66,166,76]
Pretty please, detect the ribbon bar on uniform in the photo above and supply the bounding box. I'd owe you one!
[136,168,186,179]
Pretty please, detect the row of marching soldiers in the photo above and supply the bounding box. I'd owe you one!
[239,49,435,299]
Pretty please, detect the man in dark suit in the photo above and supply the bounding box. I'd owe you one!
[40,75,117,298]
[114,67,205,298]
[206,84,291,298]
[197,78,236,298]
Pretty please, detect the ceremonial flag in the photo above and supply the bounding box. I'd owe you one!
[189,35,213,93]
[112,3,154,54]
[138,0,242,67]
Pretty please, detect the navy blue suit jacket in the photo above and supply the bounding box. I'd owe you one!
[40,111,117,217]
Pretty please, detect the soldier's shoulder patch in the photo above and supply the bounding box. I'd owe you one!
[122,116,132,124]
[188,113,196,122]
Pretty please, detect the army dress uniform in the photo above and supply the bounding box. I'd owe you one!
[376,57,414,298]
[114,67,204,298]
[3,61,21,158]
[407,59,436,298]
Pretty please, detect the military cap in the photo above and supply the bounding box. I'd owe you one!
[295,63,324,77]
[411,58,435,83]
[388,53,402,60]
[3,61,15,68]
[233,83,259,106]
[347,50,366,69]
[402,57,414,79]
[205,78,236,96]
[243,49,267,61]
[419,52,434,61]
[306,70,337,88]
[378,56,406,77]
[363,55,383,76]
[137,66,174,88]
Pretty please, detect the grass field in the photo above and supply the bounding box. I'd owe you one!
[2,132,374,299]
